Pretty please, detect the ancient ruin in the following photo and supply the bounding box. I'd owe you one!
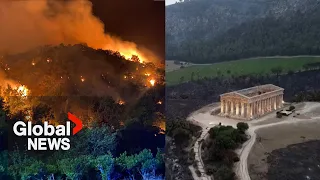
[220,84,284,120]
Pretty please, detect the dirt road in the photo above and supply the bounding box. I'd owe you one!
[235,102,320,180]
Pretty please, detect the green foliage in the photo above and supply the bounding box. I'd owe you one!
[0,151,7,173]
[94,153,114,180]
[173,128,190,146]
[203,125,248,180]
[166,57,320,85]
[115,149,163,179]
[236,122,249,134]
[167,0,320,64]
[215,165,235,180]
[166,117,201,138]
[8,149,45,179]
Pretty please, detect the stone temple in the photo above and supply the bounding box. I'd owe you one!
[219,84,284,120]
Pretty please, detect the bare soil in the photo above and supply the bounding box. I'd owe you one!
[267,140,320,180]
[248,121,320,180]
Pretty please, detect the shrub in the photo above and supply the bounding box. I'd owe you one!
[173,128,191,146]
[215,166,235,180]
[236,122,249,133]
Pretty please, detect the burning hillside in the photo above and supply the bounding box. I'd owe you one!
[0,44,163,99]
[0,45,164,127]
[0,0,164,129]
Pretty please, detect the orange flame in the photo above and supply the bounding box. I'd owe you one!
[149,79,155,86]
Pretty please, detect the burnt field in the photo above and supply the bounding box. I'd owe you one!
[267,140,320,180]
[166,70,320,119]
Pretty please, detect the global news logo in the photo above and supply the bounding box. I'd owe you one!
[12,112,83,151]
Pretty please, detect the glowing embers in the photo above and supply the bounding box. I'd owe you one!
[15,85,29,97]
[118,100,125,105]
[149,79,156,86]
[80,76,85,82]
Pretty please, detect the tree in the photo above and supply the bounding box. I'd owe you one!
[94,153,114,180]
[179,76,185,83]
[236,122,249,133]
[57,155,94,179]
[191,72,195,81]
[173,128,190,146]
[271,67,283,77]
[215,165,235,180]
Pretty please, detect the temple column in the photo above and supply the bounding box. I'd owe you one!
[251,102,255,117]
[253,101,258,116]
[256,101,258,116]
[252,102,256,117]
[221,100,225,114]
[273,96,277,110]
[236,102,239,116]
[258,100,261,115]
[230,101,234,115]
[268,98,271,111]
[225,101,229,114]
[261,99,265,114]
[265,99,268,112]
[279,94,283,108]
[241,102,245,117]
[247,103,250,119]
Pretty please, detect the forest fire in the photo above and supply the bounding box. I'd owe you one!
[118,100,125,105]
[149,79,156,86]
[80,76,85,82]
[16,85,28,97]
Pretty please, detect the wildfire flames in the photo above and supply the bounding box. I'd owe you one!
[118,100,125,105]
[149,79,156,86]
[15,85,29,97]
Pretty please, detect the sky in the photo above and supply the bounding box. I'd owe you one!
[166,0,179,6]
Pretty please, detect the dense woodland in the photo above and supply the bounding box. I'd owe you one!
[0,45,165,179]
[166,0,320,63]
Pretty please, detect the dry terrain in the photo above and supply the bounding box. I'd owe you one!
[187,101,320,180]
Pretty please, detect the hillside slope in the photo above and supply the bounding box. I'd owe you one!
[166,0,320,63]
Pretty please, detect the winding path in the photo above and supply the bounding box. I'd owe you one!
[187,105,220,180]
[236,102,320,180]
[187,102,320,180]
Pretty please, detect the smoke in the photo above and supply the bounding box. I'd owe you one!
[0,0,158,63]
[0,68,20,91]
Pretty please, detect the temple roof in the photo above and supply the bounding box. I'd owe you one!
[220,84,284,99]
